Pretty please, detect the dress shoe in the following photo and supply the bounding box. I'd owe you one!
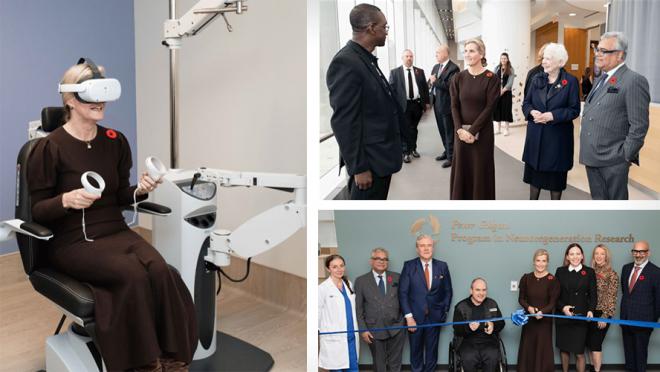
[411,150,420,158]
[403,154,411,163]
[435,154,447,161]
[441,160,452,168]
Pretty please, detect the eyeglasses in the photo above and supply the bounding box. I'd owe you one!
[631,249,649,255]
[371,257,389,262]
[595,48,622,55]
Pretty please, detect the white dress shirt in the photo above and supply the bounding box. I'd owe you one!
[404,66,420,100]
[628,259,648,286]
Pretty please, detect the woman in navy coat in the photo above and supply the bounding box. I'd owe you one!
[522,43,580,200]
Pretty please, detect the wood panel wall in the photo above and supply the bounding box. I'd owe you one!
[564,28,588,83]
[535,21,559,60]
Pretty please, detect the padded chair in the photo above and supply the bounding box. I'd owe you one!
[13,107,172,371]
[448,336,508,372]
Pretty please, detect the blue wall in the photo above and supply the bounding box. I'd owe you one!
[0,0,136,254]
[334,210,660,366]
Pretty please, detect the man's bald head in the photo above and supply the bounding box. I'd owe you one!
[350,3,382,32]
[435,45,449,63]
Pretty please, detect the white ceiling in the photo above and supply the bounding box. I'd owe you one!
[531,0,607,30]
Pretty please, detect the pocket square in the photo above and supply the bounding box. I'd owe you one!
[607,87,619,93]
[392,283,399,287]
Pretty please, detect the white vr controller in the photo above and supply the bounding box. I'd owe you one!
[81,171,105,196]
[145,156,167,182]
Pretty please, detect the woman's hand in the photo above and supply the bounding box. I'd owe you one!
[535,310,543,320]
[586,311,594,319]
[457,128,475,144]
[563,305,574,316]
[136,172,162,196]
[62,188,100,209]
[597,321,607,329]
[469,322,480,331]
[533,112,554,124]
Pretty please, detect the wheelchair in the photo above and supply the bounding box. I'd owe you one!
[448,336,508,372]
[7,107,172,371]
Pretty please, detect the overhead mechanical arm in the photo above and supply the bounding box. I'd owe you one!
[191,168,306,268]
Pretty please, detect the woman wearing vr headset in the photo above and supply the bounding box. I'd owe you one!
[26,60,197,372]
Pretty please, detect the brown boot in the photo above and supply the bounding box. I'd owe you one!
[160,358,189,372]
[132,359,162,372]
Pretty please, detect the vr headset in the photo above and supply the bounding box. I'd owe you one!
[58,57,121,103]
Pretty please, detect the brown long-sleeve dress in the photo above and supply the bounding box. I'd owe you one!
[27,125,197,371]
[517,272,560,372]
[449,69,500,199]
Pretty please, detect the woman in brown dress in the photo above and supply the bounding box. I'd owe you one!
[587,244,619,372]
[517,249,560,372]
[27,61,197,371]
[449,38,500,199]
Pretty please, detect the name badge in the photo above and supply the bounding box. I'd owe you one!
[489,308,498,312]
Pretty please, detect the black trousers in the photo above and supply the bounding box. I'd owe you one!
[434,105,454,161]
[346,174,392,200]
[402,100,423,153]
[459,341,500,372]
[621,325,652,372]
[369,331,406,372]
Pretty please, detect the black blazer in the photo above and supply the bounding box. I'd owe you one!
[620,261,660,323]
[555,265,597,323]
[522,69,581,172]
[429,60,460,114]
[388,65,430,112]
[327,41,404,177]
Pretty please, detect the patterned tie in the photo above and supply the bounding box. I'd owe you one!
[588,73,608,103]
[424,263,430,290]
[407,68,414,99]
[378,275,385,296]
[629,265,641,292]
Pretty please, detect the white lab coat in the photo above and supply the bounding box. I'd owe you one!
[318,277,359,370]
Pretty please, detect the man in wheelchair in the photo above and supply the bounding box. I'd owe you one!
[451,277,505,372]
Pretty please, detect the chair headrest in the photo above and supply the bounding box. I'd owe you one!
[41,107,66,132]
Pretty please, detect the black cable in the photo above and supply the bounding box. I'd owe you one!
[215,257,252,295]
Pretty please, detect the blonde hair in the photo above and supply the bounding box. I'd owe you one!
[465,38,487,66]
[591,244,613,271]
[60,62,106,121]
[533,249,550,263]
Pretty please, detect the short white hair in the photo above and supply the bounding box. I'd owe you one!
[543,43,569,67]
[601,31,628,59]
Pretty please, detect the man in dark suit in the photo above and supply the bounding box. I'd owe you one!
[355,248,405,372]
[399,235,453,372]
[429,45,459,168]
[326,3,403,200]
[580,32,650,200]
[389,49,429,164]
[620,241,660,372]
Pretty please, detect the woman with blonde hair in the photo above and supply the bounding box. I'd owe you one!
[449,38,500,199]
[27,59,197,371]
[517,249,560,372]
[587,244,619,372]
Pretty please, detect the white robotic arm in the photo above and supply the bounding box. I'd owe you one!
[192,168,306,268]
[164,0,248,48]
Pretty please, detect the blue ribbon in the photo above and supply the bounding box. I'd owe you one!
[318,309,660,336]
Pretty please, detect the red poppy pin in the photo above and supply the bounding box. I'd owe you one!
[547,275,554,280]
[561,79,568,86]
[387,276,393,283]
[581,270,587,276]
[105,129,117,139]
[609,76,617,85]
[486,72,493,78]
[639,275,645,281]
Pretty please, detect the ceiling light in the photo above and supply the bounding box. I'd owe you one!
[569,13,576,16]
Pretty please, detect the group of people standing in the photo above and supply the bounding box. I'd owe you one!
[318,239,659,372]
[327,3,650,200]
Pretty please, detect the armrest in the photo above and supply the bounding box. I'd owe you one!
[0,219,53,241]
[124,201,172,216]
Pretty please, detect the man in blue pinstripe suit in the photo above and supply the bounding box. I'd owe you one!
[579,31,650,200]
